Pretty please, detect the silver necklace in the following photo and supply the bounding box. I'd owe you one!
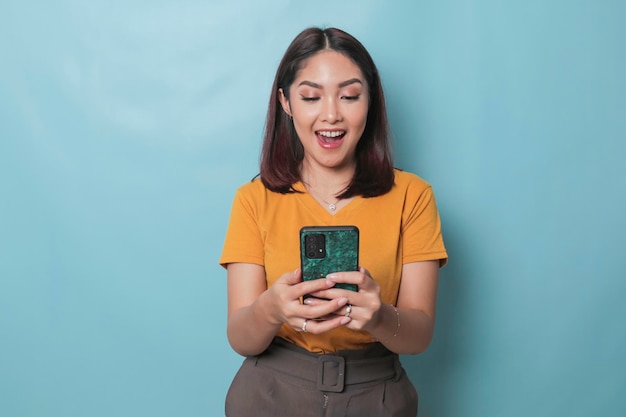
[305,184,341,211]
[325,199,339,212]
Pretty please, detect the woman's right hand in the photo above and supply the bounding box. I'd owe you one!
[227,263,351,356]
[259,268,352,334]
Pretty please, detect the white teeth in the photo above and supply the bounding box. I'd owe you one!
[317,131,345,138]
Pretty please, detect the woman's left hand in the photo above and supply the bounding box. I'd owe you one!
[304,266,383,332]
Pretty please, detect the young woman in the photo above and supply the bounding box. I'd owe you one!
[220,27,447,417]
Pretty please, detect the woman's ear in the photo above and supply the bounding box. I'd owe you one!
[278,88,292,118]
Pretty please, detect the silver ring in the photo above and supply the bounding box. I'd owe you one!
[345,304,352,318]
[302,319,308,333]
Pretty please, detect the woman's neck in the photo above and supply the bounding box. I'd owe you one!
[300,162,354,196]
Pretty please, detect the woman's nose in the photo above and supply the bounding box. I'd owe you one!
[321,98,341,123]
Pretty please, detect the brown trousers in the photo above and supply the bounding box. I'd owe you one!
[225,338,418,417]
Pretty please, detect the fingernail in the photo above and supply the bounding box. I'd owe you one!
[303,298,313,305]
[337,298,348,307]
[325,279,336,287]
[326,274,337,280]
[340,317,351,325]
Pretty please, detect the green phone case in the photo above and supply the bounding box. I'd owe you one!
[300,225,359,293]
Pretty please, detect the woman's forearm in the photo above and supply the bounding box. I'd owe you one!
[227,290,282,357]
[368,303,435,355]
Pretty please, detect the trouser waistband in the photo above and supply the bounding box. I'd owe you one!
[253,338,400,393]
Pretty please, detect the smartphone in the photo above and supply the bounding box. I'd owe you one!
[300,225,359,298]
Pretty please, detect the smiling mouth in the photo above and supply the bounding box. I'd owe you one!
[316,130,346,145]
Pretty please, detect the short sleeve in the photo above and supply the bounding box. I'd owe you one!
[219,186,266,268]
[401,184,448,267]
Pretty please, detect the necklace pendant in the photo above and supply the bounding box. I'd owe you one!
[328,204,336,211]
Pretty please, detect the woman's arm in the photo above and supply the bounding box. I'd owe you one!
[227,263,352,356]
[315,260,440,355]
[368,260,440,355]
[226,263,279,356]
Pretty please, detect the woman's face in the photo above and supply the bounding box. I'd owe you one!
[280,50,369,173]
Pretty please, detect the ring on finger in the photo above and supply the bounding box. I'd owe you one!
[302,319,309,333]
[345,304,352,318]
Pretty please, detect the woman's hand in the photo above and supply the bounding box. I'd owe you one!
[304,266,383,332]
[228,260,440,356]
[258,268,352,335]
[227,264,351,356]
[314,261,441,355]
[305,262,440,355]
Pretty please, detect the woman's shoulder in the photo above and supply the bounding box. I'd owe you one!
[234,176,287,204]
[235,176,265,194]
[393,168,432,192]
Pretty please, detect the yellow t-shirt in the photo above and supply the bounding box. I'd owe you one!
[220,169,447,353]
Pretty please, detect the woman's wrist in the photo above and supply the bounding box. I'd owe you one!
[255,289,282,326]
[389,304,400,337]
[369,303,400,342]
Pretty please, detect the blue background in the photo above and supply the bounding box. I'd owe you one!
[1,1,625,416]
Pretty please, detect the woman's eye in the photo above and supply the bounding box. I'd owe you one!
[301,96,320,102]
[342,95,360,101]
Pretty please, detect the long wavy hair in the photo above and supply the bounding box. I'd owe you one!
[259,27,394,198]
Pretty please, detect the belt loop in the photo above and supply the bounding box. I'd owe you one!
[317,355,345,392]
[392,355,403,382]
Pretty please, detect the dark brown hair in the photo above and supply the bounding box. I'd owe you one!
[259,27,394,198]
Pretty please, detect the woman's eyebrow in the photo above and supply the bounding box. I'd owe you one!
[338,78,363,88]
[297,78,364,89]
[298,80,322,89]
